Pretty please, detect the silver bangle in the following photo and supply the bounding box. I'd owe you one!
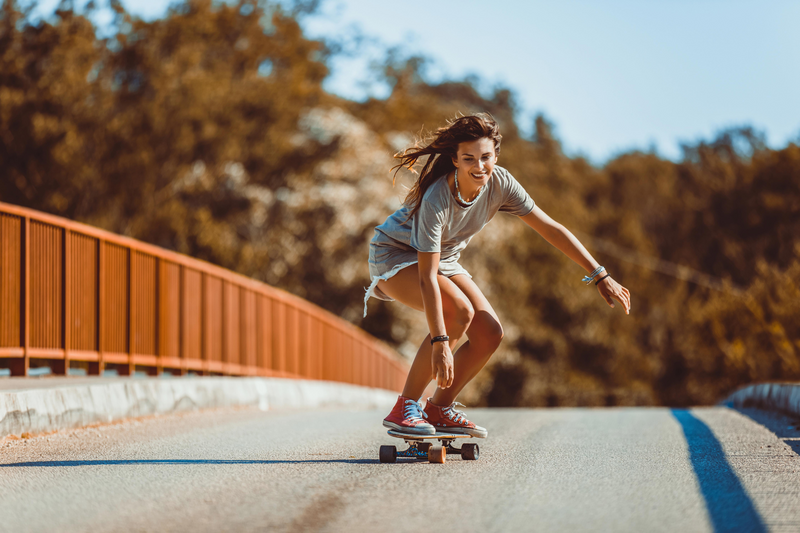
[582,266,606,284]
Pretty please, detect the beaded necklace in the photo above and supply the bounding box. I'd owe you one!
[454,168,485,207]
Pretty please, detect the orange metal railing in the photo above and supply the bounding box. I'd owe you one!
[0,202,407,390]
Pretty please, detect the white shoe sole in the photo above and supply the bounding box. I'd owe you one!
[434,426,488,438]
[382,420,436,435]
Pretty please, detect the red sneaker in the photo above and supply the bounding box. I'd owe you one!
[424,399,488,438]
[383,396,435,435]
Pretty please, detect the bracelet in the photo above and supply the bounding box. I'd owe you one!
[581,266,605,285]
[430,335,450,345]
[595,274,611,286]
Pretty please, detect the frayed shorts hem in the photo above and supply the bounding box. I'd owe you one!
[363,261,418,318]
[362,261,472,317]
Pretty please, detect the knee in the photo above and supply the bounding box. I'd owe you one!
[472,314,504,351]
[443,297,474,332]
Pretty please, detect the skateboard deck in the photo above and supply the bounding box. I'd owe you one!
[387,429,471,441]
[380,429,480,463]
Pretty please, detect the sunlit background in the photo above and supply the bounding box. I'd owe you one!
[32,0,800,161]
[3,0,799,407]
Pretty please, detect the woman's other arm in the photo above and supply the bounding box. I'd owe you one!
[520,206,631,314]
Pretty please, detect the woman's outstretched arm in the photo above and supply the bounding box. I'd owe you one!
[520,206,631,314]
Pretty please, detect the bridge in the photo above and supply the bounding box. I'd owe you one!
[0,202,406,388]
[2,203,800,532]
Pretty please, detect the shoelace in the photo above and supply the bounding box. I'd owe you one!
[403,399,428,422]
[442,402,469,425]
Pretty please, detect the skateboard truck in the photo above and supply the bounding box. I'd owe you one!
[380,430,480,463]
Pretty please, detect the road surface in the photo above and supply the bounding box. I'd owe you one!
[2,405,800,532]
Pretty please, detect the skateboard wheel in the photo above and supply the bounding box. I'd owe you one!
[379,445,397,463]
[461,443,479,461]
[428,445,446,464]
[418,442,432,454]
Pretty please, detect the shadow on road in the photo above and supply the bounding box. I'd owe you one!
[0,458,379,467]
[672,409,767,533]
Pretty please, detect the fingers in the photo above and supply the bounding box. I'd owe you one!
[436,364,454,389]
[432,345,455,389]
[614,285,631,314]
[598,279,632,314]
[611,290,630,314]
[435,364,455,388]
[434,365,455,389]
[619,285,631,314]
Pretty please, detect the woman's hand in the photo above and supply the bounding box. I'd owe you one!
[431,341,454,389]
[597,276,631,315]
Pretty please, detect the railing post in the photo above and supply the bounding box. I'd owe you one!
[61,228,70,376]
[201,273,207,375]
[155,257,162,375]
[97,239,105,375]
[239,288,245,372]
[178,264,184,375]
[17,216,30,377]
[86,235,100,376]
[274,300,285,375]
[218,280,224,373]
[125,247,133,376]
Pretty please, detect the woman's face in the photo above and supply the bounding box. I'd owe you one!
[452,137,497,188]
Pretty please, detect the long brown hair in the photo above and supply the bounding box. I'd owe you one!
[392,113,502,221]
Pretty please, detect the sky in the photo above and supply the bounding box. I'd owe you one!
[34,0,800,163]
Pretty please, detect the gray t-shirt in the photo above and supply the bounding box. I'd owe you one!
[364,165,535,315]
[371,165,535,270]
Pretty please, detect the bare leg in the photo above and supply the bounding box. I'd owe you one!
[377,266,502,403]
[400,333,441,399]
[377,264,474,400]
[431,275,504,406]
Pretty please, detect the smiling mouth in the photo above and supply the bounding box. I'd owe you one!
[470,172,488,179]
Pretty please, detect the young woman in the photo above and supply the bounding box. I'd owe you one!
[364,114,631,437]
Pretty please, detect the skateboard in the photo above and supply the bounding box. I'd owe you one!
[379,429,480,463]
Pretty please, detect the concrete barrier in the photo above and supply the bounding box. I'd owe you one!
[724,382,800,418]
[0,377,398,438]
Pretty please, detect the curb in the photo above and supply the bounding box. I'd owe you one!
[725,383,800,418]
[0,377,398,438]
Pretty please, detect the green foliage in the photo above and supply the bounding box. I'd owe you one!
[1,0,798,406]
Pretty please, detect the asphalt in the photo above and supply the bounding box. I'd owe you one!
[2,405,800,532]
